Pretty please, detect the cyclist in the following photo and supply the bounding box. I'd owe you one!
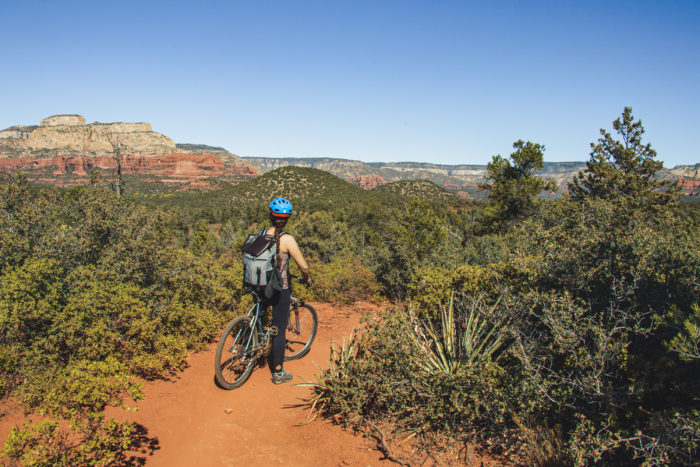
[264,197,311,384]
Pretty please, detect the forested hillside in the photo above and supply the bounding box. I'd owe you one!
[1,108,698,465]
[374,179,462,201]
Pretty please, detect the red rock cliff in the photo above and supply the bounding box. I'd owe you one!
[348,174,387,189]
[679,176,700,196]
[0,152,258,180]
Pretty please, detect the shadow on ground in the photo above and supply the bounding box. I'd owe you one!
[114,423,160,466]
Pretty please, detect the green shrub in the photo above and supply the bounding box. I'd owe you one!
[3,358,142,466]
[304,297,518,458]
[499,196,700,464]
[294,211,353,263]
[408,263,504,318]
[294,254,380,304]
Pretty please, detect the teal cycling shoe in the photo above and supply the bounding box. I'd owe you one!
[272,369,293,384]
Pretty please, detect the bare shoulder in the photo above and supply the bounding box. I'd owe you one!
[280,232,298,250]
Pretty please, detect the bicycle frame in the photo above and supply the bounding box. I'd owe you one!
[225,289,267,359]
[230,282,307,359]
[245,289,265,335]
[242,288,304,338]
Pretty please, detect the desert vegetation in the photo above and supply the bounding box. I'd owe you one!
[301,108,700,465]
[0,107,698,465]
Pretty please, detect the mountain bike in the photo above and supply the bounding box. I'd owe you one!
[214,276,318,389]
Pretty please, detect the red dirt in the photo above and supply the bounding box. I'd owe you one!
[0,302,495,466]
[118,302,386,466]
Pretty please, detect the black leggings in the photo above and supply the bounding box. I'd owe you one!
[263,288,291,373]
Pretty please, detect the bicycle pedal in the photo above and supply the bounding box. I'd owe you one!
[268,325,279,336]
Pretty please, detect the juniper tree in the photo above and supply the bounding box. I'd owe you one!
[479,140,556,230]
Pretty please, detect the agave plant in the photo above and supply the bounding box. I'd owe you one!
[412,293,507,374]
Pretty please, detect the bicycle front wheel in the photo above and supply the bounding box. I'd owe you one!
[215,316,258,389]
[285,303,318,361]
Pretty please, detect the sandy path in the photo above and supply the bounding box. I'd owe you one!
[116,301,384,466]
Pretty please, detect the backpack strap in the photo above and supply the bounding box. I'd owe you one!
[262,228,287,238]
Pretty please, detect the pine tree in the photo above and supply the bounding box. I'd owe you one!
[569,107,677,205]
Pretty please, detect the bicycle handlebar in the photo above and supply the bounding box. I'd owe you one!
[291,275,312,286]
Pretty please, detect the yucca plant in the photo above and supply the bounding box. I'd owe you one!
[295,330,362,423]
[412,293,507,374]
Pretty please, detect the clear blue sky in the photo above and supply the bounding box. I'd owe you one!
[2,1,699,166]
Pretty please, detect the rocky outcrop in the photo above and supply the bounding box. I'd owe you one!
[246,157,568,193]
[245,157,377,179]
[2,115,695,195]
[663,164,700,196]
[679,176,700,196]
[0,115,259,189]
[348,174,387,189]
[666,164,700,179]
[41,115,86,126]
[0,125,37,140]
[1,114,177,157]
[245,157,587,191]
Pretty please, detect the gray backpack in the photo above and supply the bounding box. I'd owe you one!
[241,229,286,287]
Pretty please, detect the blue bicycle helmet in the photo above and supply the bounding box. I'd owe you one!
[269,197,293,218]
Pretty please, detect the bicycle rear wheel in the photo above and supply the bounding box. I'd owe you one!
[215,316,259,389]
[284,303,318,361]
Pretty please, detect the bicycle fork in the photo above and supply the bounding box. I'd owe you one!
[288,307,300,335]
[287,299,302,335]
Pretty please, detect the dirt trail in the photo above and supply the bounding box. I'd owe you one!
[116,301,385,466]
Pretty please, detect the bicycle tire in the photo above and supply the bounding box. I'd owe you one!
[215,316,259,389]
[284,303,318,361]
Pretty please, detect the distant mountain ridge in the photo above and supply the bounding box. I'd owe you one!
[244,157,700,197]
[243,157,585,192]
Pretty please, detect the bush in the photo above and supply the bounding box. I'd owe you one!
[2,419,137,467]
[408,263,504,319]
[294,211,353,263]
[304,297,519,459]
[294,254,380,304]
[499,196,700,465]
[3,358,142,466]
[304,190,700,464]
